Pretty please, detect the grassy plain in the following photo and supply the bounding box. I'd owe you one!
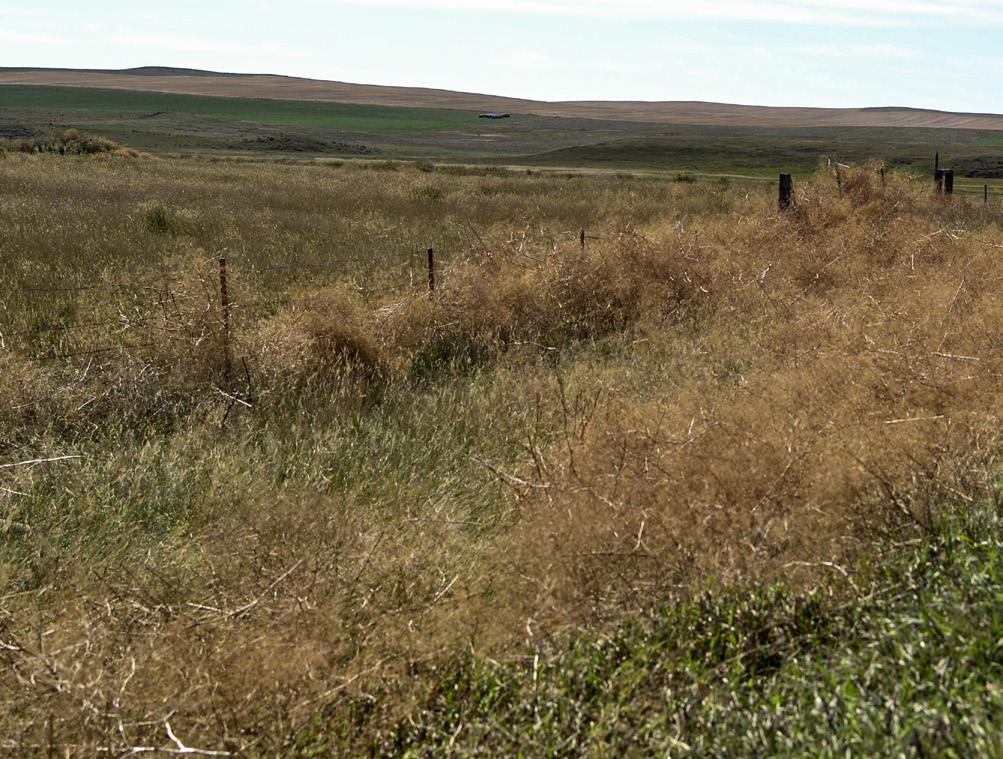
[2,148,1003,754]
[5,83,1003,179]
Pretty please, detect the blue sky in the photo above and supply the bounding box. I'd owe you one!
[2,0,1002,112]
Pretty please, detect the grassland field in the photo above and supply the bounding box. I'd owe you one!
[4,83,1003,184]
[2,83,1003,755]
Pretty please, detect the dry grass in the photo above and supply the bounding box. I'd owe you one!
[1,154,1002,753]
[498,168,1003,620]
[9,128,145,157]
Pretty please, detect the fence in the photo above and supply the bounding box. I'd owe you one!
[779,157,1003,210]
[0,248,438,368]
[0,227,610,372]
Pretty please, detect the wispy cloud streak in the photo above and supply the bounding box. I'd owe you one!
[118,32,304,58]
[310,0,1003,26]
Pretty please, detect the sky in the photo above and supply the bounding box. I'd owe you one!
[2,0,1003,112]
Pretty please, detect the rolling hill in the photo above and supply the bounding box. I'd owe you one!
[3,65,1003,130]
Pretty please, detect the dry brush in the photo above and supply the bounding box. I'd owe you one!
[1,156,1002,753]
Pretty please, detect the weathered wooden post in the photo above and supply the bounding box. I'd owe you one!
[219,257,233,384]
[779,173,794,210]
[580,229,586,251]
[934,152,943,193]
[48,711,56,759]
[985,185,989,205]
[944,170,954,195]
[427,247,435,296]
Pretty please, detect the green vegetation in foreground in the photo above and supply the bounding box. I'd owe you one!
[3,155,1003,755]
[0,84,493,132]
[371,502,1003,758]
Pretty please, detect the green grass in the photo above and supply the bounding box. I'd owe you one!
[0,84,494,132]
[5,84,1002,175]
[373,500,1003,758]
[525,130,1003,177]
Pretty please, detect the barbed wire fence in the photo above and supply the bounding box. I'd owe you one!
[0,245,455,383]
[0,227,607,373]
[6,161,1000,375]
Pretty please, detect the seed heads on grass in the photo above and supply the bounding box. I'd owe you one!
[2,157,1003,754]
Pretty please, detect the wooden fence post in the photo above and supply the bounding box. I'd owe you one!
[219,257,233,384]
[779,173,794,210]
[986,185,989,205]
[580,229,586,251]
[427,247,435,296]
[934,169,944,194]
[48,711,56,759]
[944,170,954,195]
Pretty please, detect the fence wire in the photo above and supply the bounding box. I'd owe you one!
[0,252,428,366]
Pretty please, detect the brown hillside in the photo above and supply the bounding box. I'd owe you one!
[3,66,1003,129]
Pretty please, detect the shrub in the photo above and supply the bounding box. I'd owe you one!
[6,129,124,155]
[247,287,387,395]
[144,206,174,234]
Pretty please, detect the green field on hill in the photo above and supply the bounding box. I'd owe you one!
[4,83,1003,179]
[0,84,489,131]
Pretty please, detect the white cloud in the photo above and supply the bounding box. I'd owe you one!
[307,0,1003,26]
[0,29,62,44]
[796,42,922,58]
[499,51,565,69]
[497,49,658,78]
[951,52,1003,75]
[111,30,305,59]
[853,43,923,58]
[591,58,662,75]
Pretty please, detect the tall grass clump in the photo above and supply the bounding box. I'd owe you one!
[6,128,141,156]
[2,155,1003,754]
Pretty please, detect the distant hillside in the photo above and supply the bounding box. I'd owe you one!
[3,66,1003,131]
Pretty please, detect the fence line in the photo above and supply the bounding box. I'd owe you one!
[3,181,999,370]
[252,252,410,271]
[953,187,1003,201]
[0,250,411,296]
[0,249,436,367]
[35,342,159,362]
[2,318,151,339]
[0,282,177,296]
